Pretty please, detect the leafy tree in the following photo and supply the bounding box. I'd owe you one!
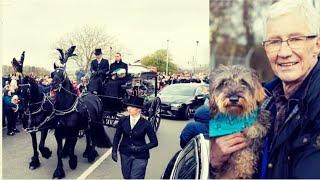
[141,49,178,74]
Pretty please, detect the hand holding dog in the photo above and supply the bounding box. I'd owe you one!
[210,132,248,168]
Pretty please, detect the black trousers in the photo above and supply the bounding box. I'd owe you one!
[120,154,148,179]
[3,107,6,127]
[5,109,17,133]
[88,76,102,94]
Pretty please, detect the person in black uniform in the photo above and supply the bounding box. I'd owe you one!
[112,96,158,179]
[88,48,109,94]
[110,52,128,76]
[109,52,128,97]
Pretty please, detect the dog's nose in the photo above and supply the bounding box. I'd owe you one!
[229,95,239,103]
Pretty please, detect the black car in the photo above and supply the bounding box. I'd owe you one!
[158,83,209,120]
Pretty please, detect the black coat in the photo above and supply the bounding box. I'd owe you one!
[110,60,128,77]
[112,116,158,159]
[90,59,109,77]
[258,58,320,178]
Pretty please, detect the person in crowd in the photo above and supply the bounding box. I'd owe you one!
[179,104,210,148]
[112,96,158,179]
[3,81,20,136]
[78,76,89,94]
[75,68,86,84]
[71,80,80,96]
[38,78,51,94]
[89,48,109,94]
[210,0,320,178]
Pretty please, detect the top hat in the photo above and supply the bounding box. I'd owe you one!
[94,48,102,55]
[125,96,145,109]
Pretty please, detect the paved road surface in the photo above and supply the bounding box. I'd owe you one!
[2,118,190,179]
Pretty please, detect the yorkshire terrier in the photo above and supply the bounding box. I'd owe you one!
[209,65,270,178]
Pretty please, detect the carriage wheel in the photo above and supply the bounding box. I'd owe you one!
[149,97,161,132]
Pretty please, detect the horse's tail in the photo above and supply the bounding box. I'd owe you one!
[90,121,112,148]
[85,94,112,148]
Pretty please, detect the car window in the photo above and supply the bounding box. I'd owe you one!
[173,139,199,179]
[160,85,195,96]
[195,86,208,96]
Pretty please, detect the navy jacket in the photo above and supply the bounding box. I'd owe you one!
[112,116,158,159]
[90,59,109,77]
[258,58,320,178]
[179,105,210,148]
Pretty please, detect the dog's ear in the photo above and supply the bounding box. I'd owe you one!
[251,69,265,105]
[209,96,217,116]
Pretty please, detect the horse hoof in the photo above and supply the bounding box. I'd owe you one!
[93,150,99,157]
[29,157,40,170]
[53,167,65,179]
[82,149,88,158]
[69,155,78,170]
[40,147,52,159]
[87,149,99,163]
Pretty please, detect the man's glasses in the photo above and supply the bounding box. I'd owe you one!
[263,35,318,53]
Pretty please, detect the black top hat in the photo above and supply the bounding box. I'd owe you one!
[94,48,102,55]
[125,96,145,109]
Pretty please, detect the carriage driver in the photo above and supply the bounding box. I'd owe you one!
[112,96,158,179]
[89,48,109,94]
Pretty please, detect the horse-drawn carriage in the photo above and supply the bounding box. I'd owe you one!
[98,65,161,132]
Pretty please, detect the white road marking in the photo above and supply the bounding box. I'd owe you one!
[77,148,112,180]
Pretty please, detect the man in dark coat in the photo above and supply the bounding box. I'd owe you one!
[110,52,128,77]
[210,0,320,178]
[88,48,109,94]
[112,96,158,179]
[109,52,128,97]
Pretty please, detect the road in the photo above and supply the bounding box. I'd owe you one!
[2,117,190,179]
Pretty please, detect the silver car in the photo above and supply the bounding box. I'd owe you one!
[162,134,210,179]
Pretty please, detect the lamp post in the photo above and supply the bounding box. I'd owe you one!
[109,46,112,61]
[193,41,199,75]
[166,39,169,76]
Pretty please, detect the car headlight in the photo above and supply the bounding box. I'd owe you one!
[171,103,181,110]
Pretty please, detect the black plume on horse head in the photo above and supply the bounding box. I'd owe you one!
[11,51,25,73]
[56,46,77,64]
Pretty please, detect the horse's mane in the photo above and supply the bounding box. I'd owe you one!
[25,76,42,100]
[64,76,78,95]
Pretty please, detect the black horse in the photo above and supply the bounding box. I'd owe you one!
[9,51,53,169]
[20,76,55,169]
[50,47,111,179]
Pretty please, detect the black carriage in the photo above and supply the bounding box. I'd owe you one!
[99,65,161,132]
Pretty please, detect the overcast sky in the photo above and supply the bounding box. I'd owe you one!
[0,0,209,71]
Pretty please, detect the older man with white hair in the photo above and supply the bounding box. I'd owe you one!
[210,0,320,178]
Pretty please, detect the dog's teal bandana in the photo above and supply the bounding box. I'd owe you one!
[209,109,259,138]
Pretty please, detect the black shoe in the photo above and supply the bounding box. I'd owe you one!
[7,132,15,136]
[13,129,20,133]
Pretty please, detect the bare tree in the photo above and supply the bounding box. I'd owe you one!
[210,0,274,80]
[52,25,124,72]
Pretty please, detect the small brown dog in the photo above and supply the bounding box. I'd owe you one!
[209,65,270,178]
